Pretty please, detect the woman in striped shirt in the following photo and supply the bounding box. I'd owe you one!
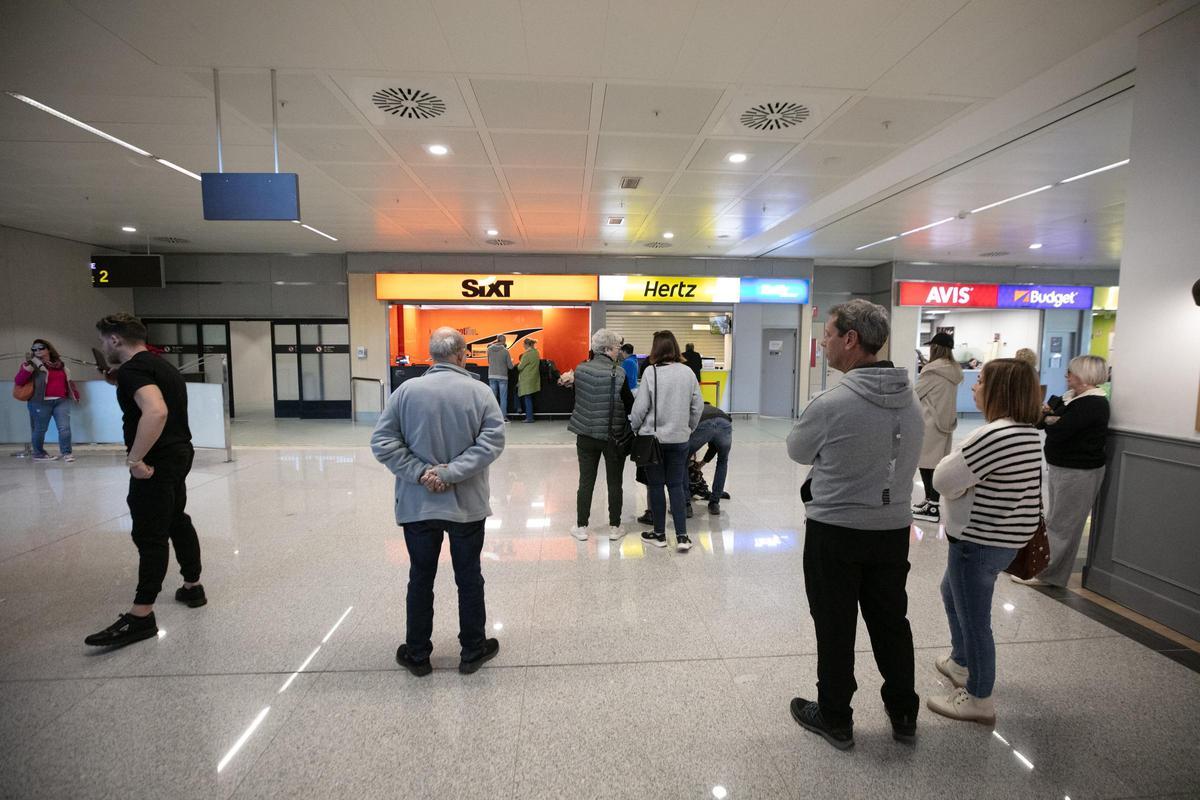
[928,359,1042,725]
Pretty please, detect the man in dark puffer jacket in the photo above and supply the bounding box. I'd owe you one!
[567,329,634,542]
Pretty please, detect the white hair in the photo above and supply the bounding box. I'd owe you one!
[428,327,466,362]
[1069,354,1107,387]
[590,328,621,354]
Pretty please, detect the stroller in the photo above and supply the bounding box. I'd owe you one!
[688,456,712,501]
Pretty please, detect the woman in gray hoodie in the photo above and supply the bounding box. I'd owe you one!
[629,331,703,552]
[913,333,964,522]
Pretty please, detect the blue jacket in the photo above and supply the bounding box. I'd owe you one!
[621,355,639,391]
[371,362,506,524]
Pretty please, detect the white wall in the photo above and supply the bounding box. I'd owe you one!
[0,226,133,370]
[229,321,274,414]
[1110,5,1200,439]
[926,309,1042,363]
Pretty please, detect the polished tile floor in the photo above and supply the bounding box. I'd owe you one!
[2,419,1198,799]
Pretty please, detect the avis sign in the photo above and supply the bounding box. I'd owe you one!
[898,282,999,307]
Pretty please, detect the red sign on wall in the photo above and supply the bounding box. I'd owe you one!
[898,282,999,307]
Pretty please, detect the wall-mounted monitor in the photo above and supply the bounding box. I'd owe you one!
[709,314,732,335]
[91,254,164,288]
[201,172,300,221]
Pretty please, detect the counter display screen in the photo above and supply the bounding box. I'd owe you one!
[90,255,165,288]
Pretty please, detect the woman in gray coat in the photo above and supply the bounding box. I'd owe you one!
[913,332,963,522]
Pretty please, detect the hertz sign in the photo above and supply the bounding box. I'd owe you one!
[599,275,741,303]
[375,273,598,302]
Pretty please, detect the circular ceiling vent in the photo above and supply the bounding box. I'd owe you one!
[644,241,673,249]
[151,236,191,245]
[740,102,811,131]
[371,88,447,119]
[977,250,1010,257]
[486,238,514,246]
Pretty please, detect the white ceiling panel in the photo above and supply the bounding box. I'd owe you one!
[584,214,647,237]
[600,0,701,79]
[775,142,899,176]
[316,163,420,191]
[708,87,853,139]
[653,196,728,217]
[502,168,585,194]
[490,132,588,167]
[669,171,761,197]
[351,190,441,210]
[814,96,974,145]
[470,79,592,130]
[589,170,675,195]
[341,0,456,72]
[431,0,530,74]
[434,193,513,215]
[595,136,692,171]
[378,129,491,165]
[331,74,475,128]
[280,127,392,163]
[588,194,662,215]
[670,0,790,83]
[687,138,796,172]
[410,165,503,193]
[192,72,360,127]
[599,84,724,135]
[511,193,583,213]
[520,0,608,76]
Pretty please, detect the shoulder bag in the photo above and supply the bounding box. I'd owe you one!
[630,365,662,467]
[1003,492,1050,579]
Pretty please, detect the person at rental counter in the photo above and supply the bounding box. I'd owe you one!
[516,338,541,423]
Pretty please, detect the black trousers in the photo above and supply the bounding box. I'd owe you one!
[920,468,940,503]
[128,445,202,605]
[402,518,487,661]
[576,434,625,527]
[803,518,918,728]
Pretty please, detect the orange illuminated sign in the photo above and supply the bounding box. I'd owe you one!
[375,273,597,302]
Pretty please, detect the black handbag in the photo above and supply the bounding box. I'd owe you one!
[609,369,634,457]
[630,366,662,467]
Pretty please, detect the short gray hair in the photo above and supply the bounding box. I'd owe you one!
[495,334,507,345]
[1068,354,1107,386]
[829,299,889,355]
[590,328,622,354]
[428,327,466,362]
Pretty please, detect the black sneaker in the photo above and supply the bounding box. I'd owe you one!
[637,510,653,525]
[685,504,694,519]
[395,644,432,677]
[707,500,720,515]
[175,584,207,608]
[913,503,940,522]
[790,697,854,751]
[676,534,693,552]
[641,531,667,548]
[84,612,158,648]
[459,638,500,674]
[912,500,930,514]
[890,712,917,744]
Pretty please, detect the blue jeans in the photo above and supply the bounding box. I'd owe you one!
[402,518,488,661]
[688,418,731,498]
[940,539,1017,698]
[29,398,72,455]
[520,393,534,421]
[645,442,689,535]
[488,378,509,416]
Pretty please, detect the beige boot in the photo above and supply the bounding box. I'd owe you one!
[927,687,996,725]
[935,655,969,689]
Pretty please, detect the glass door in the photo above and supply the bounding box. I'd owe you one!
[271,320,351,418]
[142,319,235,415]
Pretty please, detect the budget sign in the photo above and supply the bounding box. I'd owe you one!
[998,285,1093,310]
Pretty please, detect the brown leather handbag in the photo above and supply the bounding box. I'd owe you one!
[1004,494,1050,579]
[12,379,34,402]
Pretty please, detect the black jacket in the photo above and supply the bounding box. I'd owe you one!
[683,350,703,383]
[567,355,634,441]
[1040,394,1109,469]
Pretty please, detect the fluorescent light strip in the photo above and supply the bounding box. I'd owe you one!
[899,217,955,237]
[216,706,271,773]
[301,223,338,242]
[970,185,1053,214]
[154,158,201,181]
[321,606,353,643]
[854,235,898,251]
[7,92,152,157]
[1013,750,1035,770]
[278,645,321,694]
[1060,158,1129,183]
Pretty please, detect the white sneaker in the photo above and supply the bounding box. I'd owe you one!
[62,454,76,463]
[608,525,626,541]
[935,655,969,689]
[675,534,693,552]
[1009,574,1044,586]
[926,687,995,725]
[569,525,589,541]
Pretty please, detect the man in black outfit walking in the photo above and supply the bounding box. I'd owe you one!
[85,313,206,648]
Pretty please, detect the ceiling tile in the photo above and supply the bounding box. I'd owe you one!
[669,171,761,197]
[198,72,359,127]
[652,196,729,217]
[601,0,699,79]
[410,165,502,193]
[511,193,583,213]
[775,142,898,176]
[470,79,593,130]
[332,74,476,128]
[686,138,796,172]
[490,132,588,167]
[433,193,512,215]
[589,170,675,195]
[815,96,973,146]
[741,174,844,202]
[587,194,661,215]
[378,129,491,165]
[502,168,585,194]
[521,0,608,76]
[600,84,724,135]
[595,136,692,171]
[430,0,529,73]
[352,190,441,210]
[281,127,392,162]
[317,163,419,190]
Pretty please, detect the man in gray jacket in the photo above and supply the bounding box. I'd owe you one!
[785,299,923,750]
[371,327,506,677]
[487,334,514,419]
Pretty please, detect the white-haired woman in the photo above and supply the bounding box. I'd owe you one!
[1015,354,1110,587]
[565,329,634,542]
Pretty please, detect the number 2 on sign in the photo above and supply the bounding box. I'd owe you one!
[98,270,110,284]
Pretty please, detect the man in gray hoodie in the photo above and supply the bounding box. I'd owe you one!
[785,299,923,750]
[372,327,506,677]
[486,335,514,419]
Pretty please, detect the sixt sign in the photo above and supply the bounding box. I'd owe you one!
[998,284,1094,310]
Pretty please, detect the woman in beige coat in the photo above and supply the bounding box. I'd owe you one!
[913,332,963,522]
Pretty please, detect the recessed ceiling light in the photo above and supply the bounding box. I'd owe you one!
[121,226,137,233]
[426,144,449,156]
[486,229,499,236]
[1028,243,1043,250]
[662,232,674,239]
[726,152,748,164]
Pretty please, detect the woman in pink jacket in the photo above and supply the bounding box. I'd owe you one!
[14,338,79,462]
